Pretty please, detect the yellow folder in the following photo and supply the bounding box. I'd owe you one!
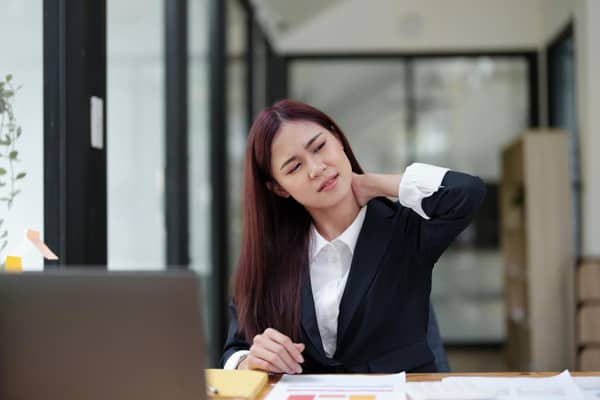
[205,369,268,399]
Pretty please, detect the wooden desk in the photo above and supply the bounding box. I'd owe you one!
[257,372,600,399]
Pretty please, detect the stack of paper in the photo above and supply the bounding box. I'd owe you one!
[573,376,600,400]
[267,370,595,400]
[406,370,585,400]
[266,372,405,400]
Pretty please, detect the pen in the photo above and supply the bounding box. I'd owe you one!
[207,385,219,395]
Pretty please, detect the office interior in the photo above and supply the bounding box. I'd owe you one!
[1,0,599,372]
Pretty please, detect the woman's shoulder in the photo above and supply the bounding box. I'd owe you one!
[369,196,397,211]
[368,196,410,214]
[366,196,411,221]
[367,196,420,229]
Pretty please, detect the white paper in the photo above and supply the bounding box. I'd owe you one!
[266,372,405,400]
[405,380,499,399]
[90,96,104,149]
[573,376,600,400]
[440,370,584,400]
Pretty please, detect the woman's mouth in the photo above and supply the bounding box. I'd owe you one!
[318,173,339,192]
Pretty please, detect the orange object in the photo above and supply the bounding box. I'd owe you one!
[26,229,58,260]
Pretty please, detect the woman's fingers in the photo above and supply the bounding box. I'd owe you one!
[254,330,302,374]
[246,352,283,374]
[247,328,305,374]
[249,344,294,373]
[258,339,302,374]
[264,328,304,363]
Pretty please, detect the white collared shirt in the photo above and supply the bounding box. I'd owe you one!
[224,162,448,368]
[309,205,367,358]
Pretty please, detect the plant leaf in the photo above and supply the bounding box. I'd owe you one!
[0,231,7,238]
[16,126,22,137]
[16,172,26,180]
[6,74,12,82]
[9,150,18,159]
[0,168,6,175]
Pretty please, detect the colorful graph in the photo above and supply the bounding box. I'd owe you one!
[267,373,405,400]
[287,395,376,400]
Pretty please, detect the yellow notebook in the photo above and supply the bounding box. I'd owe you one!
[205,369,268,399]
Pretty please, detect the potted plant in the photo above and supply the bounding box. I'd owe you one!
[0,74,27,269]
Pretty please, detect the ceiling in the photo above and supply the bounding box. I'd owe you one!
[249,0,344,36]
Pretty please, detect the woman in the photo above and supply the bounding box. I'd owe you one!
[222,99,485,374]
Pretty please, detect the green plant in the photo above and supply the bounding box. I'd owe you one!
[0,74,26,258]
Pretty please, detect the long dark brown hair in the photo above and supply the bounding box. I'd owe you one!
[234,99,364,342]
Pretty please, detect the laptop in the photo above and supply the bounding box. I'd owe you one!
[0,270,207,400]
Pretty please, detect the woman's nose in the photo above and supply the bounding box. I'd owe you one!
[308,162,326,179]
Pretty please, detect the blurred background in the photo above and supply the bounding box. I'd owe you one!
[1,0,598,372]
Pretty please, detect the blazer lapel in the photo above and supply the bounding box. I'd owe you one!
[300,268,328,361]
[335,199,396,354]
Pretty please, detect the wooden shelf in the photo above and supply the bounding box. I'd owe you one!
[500,131,575,371]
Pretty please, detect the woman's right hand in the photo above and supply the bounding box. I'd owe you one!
[238,328,305,374]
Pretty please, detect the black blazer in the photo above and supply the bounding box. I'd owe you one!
[222,170,486,373]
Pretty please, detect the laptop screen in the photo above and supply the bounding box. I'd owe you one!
[0,270,207,400]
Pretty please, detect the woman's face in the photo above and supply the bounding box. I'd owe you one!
[269,120,354,209]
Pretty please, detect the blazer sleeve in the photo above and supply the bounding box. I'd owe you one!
[221,298,251,367]
[408,169,486,266]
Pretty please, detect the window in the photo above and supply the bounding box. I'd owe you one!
[107,0,165,270]
[0,0,44,270]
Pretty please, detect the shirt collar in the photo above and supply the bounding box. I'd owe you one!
[309,206,367,261]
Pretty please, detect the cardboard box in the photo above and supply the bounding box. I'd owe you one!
[578,305,600,343]
[579,347,600,371]
[578,260,600,302]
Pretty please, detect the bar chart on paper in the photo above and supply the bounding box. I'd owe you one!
[266,373,406,400]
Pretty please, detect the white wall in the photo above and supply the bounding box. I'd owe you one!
[540,0,600,257]
[574,0,600,257]
[273,0,544,53]
[541,0,574,41]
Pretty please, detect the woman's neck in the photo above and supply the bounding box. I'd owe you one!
[307,191,361,242]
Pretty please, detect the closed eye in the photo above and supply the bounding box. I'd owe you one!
[289,163,301,174]
[314,141,326,153]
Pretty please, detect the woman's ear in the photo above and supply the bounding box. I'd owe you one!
[266,180,290,198]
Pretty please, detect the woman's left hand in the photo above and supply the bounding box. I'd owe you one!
[351,173,375,207]
[352,172,403,206]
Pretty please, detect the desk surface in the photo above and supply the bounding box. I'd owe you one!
[256,371,600,399]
